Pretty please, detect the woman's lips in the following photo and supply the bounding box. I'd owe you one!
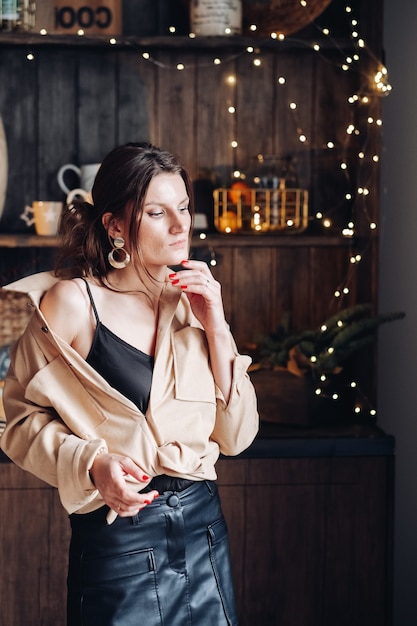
[169,239,187,248]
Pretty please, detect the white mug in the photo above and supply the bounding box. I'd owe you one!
[57,162,100,202]
[20,201,63,236]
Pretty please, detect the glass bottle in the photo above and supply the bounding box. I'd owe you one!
[1,0,36,31]
[1,0,19,31]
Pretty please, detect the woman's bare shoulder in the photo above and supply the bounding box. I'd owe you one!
[41,278,87,310]
[40,278,90,344]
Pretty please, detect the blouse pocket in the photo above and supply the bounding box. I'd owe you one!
[171,327,216,403]
[25,355,107,430]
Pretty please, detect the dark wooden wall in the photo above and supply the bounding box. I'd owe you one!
[0,0,383,405]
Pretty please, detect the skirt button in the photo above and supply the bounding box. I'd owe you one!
[167,494,180,507]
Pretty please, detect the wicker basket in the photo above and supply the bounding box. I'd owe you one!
[0,289,33,347]
[241,0,333,36]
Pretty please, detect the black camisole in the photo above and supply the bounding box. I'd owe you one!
[82,279,154,414]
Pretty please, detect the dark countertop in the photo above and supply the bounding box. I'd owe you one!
[229,422,395,459]
[0,422,395,464]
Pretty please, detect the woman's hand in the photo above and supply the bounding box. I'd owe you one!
[90,452,158,516]
[168,259,227,333]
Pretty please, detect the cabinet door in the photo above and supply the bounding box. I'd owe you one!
[217,455,392,626]
[0,464,70,625]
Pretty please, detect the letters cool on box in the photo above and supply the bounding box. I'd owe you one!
[37,0,122,35]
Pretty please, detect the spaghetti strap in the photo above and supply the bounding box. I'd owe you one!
[81,278,100,324]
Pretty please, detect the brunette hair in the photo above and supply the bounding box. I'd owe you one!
[54,142,194,279]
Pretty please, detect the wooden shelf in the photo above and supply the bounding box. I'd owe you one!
[0,234,61,248]
[0,32,354,51]
[0,232,359,249]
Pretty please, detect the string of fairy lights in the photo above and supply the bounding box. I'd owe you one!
[19,3,391,418]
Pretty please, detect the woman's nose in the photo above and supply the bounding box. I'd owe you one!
[170,215,188,232]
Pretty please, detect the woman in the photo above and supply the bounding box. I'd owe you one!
[1,143,258,625]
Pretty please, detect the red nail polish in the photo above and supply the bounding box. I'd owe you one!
[153,492,159,499]
[142,474,149,481]
[144,499,151,505]
[171,279,179,285]
[168,273,176,278]
[181,259,189,265]
[180,285,188,289]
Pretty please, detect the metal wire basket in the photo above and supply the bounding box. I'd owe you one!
[213,184,308,234]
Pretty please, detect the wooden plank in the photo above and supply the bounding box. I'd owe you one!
[0,48,37,232]
[310,51,358,233]
[323,457,389,626]
[235,49,275,170]
[195,50,237,184]
[117,48,153,144]
[308,246,356,327]
[271,245,311,331]
[153,49,196,174]
[0,487,62,623]
[231,245,274,348]
[37,48,79,201]
[78,48,118,162]
[242,482,326,625]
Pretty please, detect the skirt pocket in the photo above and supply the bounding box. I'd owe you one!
[80,548,163,626]
[207,517,238,626]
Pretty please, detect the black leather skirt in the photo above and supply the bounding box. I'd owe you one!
[67,480,238,626]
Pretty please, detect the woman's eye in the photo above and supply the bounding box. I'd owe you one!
[148,211,164,217]
[179,206,190,213]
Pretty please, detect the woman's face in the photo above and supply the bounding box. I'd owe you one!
[136,173,191,268]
